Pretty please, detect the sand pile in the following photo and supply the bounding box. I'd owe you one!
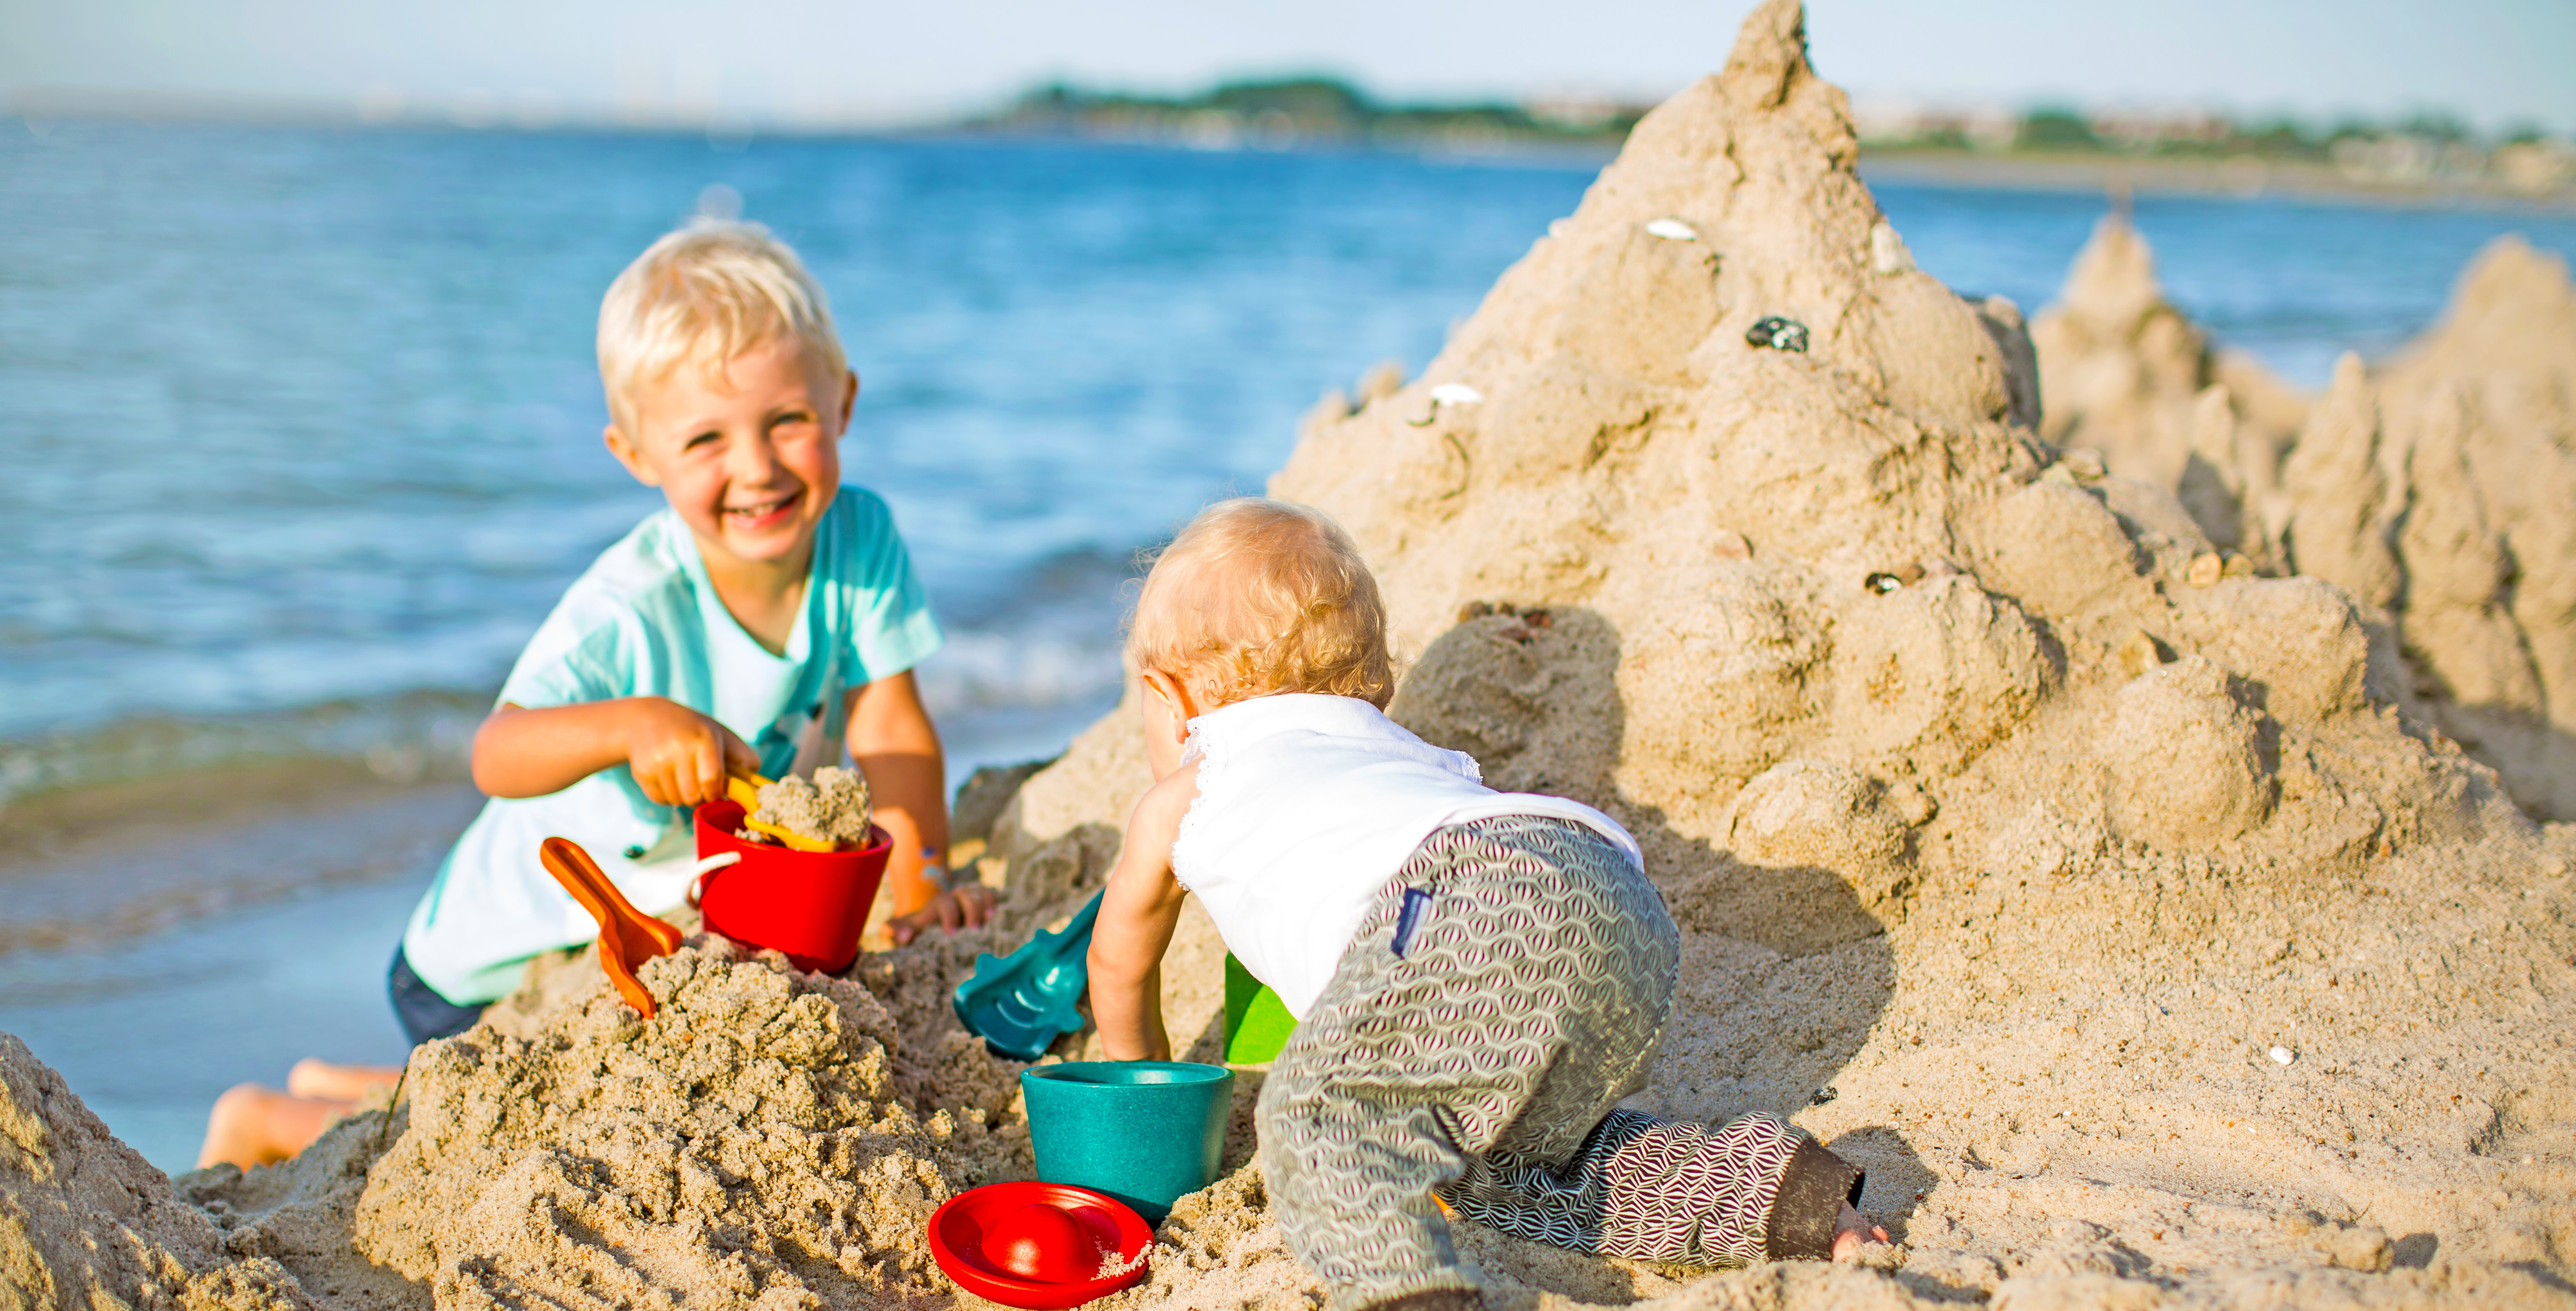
[2026,216,2311,566]
[344,938,1025,1311]
[2275,239,2576,823]
[995,1,2576,1306]
[0,1032,315,1311]
[2031,219,2576,824]
[0,923,1043,1311]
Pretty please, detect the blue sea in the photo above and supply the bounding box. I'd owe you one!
[4,118,2573,1171]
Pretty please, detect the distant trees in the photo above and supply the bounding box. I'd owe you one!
[979,76,1644,151]
[975,76,2571,195]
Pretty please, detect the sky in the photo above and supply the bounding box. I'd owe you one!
[4,0,2571,134]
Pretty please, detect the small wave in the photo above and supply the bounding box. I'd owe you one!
[0,690,486,814]
[914,630,1126,714]
[914,539,1146,716]
[0,539,1152,815]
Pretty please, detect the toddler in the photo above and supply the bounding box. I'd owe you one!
[1087,498,1882,1311]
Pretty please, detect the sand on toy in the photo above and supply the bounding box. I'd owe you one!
[754,765,875,848]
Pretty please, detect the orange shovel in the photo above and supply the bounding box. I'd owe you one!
[540,837,684,1018]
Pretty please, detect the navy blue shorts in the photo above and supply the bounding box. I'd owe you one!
[388,944,486,1046]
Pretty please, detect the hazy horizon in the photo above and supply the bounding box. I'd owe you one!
[5,0,2572,137]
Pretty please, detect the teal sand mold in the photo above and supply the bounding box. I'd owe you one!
[1022,1061,1233,1224]
[955,891,1100,1061]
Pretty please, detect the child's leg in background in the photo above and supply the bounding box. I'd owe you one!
[1258,816,1859,1311]
[287,1058,402,1101]
[197,1086,353,1169]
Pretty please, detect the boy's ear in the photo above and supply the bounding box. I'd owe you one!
[603,424,661,488]
[838,369,859,428]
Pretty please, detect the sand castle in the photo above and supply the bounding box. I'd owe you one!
[2035,215,2576,826]
[4,3,2572,1308]
[2026,215,2310,568]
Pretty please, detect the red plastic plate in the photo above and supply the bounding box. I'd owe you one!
[929,1181,1153,1309]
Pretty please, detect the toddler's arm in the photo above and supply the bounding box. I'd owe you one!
[473,698,759,805]
[1087,761,1198,1061]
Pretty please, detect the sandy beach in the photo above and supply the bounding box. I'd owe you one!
[8,3,2576,1309]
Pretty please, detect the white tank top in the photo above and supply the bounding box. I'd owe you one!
[1169,694,1640,1019]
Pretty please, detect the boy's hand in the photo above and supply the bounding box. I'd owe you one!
[889,882,996,945]
[622,697,761,807]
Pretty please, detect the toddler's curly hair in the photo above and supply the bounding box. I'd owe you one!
[1127,498,1395,710]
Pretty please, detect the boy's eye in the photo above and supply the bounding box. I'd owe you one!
[682,430,721,451]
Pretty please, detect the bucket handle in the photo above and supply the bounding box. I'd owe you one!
[686,851,743,908]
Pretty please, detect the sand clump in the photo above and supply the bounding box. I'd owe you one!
[754,766,874,847]
[5,4,2576,1310]
[2098,657,2278,848]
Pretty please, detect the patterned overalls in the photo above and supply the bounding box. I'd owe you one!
[1258,815,1862,1308]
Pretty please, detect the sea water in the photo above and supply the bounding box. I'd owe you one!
[4,119,2572,1170]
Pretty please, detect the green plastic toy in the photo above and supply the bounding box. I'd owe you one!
[1221,954,1297,1063]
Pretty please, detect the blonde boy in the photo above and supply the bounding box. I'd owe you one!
[390,220,991,1043]
[1088,498,1882,1311]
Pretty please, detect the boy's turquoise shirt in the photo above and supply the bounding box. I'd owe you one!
[402,486,942,1005]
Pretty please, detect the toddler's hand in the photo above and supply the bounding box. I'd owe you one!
[622,697,760,807]
[890,882,996,945]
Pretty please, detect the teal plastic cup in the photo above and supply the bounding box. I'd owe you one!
[1021,1061,1233,1224]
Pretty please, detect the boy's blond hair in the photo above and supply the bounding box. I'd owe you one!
[1128,498,1396,710]
[597,220,847,433]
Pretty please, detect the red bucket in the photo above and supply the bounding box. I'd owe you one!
[691,799,891,975]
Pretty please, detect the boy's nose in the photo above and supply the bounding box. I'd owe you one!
[728,430,784,480]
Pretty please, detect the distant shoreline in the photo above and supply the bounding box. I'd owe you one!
[23,108,2573,216]
[1856,147,2576,213]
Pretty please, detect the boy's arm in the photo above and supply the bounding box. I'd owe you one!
[473,698,758,805]
[844,671,987,941]
[1088,765,1196,1062]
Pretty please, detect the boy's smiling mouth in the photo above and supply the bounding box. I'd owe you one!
[722,489,803,530]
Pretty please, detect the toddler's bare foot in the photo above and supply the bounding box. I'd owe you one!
[1830,1201,1891,1262]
